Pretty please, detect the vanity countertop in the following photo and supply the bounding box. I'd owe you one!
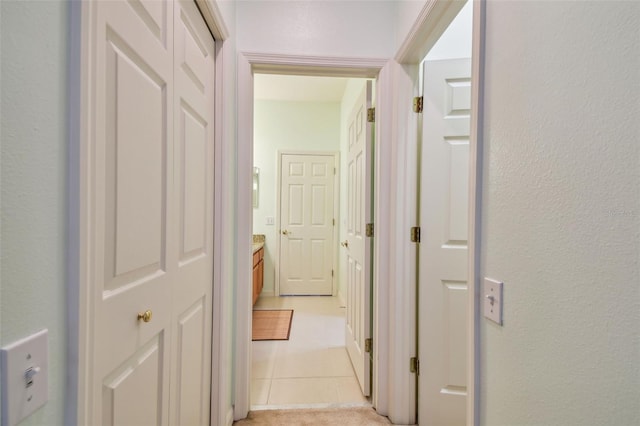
[252,234,265,253]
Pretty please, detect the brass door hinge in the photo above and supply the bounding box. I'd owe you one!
[413,96,423,113]
[333,218,335,226]
[367,107,376,123]
[366,223,374,237]
[365,338,373,353]
[410,357,420,375]
[410,226,421,243]
[331,269,334,277]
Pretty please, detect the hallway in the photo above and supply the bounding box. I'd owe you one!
[251,296,368,407]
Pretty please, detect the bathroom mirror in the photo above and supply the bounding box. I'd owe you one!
[253,167,259,208]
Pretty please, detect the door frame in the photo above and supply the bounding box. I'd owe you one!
[396,1,485,425]
[234,53,394,420]
[274,150,340,297]
[66,1,230,424]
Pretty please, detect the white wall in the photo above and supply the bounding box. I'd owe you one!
[0,1,68,424]
[425,0,471,61]
[253,100,341,296]
[481,1,640,425]
[236,0,395,58]
[395,0,429,52]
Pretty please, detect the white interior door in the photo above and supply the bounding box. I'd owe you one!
[418,58,471,425]
[344,82,373,396]
[170,1,215,425]
[89,1,214,424]
[279,153,336,295]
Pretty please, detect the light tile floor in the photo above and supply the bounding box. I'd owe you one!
[251,296,369,409]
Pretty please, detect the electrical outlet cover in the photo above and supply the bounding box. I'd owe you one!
[483,278,503,325]
[1,329,49,426]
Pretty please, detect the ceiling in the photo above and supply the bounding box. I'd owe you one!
[254,74,350,102]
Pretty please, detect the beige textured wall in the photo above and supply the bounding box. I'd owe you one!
[1,1,68,424]
[480,1,640,424]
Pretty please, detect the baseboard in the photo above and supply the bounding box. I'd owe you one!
[338,290,346,308]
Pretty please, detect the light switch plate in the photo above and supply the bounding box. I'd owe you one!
[266,216,275,225]
[1,329,49,426]
[483,278,503,325]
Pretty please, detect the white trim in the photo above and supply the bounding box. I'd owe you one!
[395,0,467,64]
[274,150,340,297]
[243,52,386,78]
[234,52,254,421]
[371,62,393,417]
[234,53,392,421]
[210,31,234,426]
[467,1,486,425]
[274,150,281,297]
[385,60,420,426]
[67,1,94,423]
[225,407,235,426]
[196,0,230,41]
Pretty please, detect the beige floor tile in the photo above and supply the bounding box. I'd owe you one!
[336,377,369,403]
[272,347,331,378]
[251,296,365,406]
[268,378,337,405]
[251,341,279,379]
[327,347,356,377]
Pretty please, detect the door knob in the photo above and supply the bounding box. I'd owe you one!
[137,310,153,323]
[281,230,290,235]
[341,240,349,248]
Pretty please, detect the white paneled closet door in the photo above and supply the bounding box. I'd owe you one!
[88,0,214,424]
[170,1,215,424]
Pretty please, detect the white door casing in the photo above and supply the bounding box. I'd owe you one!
[233,55,388,421]
[344,82,373,396]
[418,58,471,425]
[278,153,337,295]
[87,0,214,424]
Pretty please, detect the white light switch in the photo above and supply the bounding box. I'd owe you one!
[1,329,49,426]
[265,216,275,225]
[483,278,503,325]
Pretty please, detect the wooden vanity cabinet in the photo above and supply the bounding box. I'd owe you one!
[252,247,264,305]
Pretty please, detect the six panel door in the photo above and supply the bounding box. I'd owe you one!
[418,58,471,426]
[279,154,336,295]
[89,0,214,424]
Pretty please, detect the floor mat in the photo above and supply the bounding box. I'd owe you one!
[252,309,294,341]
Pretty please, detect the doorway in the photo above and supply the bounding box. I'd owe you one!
[250,74,373,408]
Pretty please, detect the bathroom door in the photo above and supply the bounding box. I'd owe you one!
[278,152,337,295]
